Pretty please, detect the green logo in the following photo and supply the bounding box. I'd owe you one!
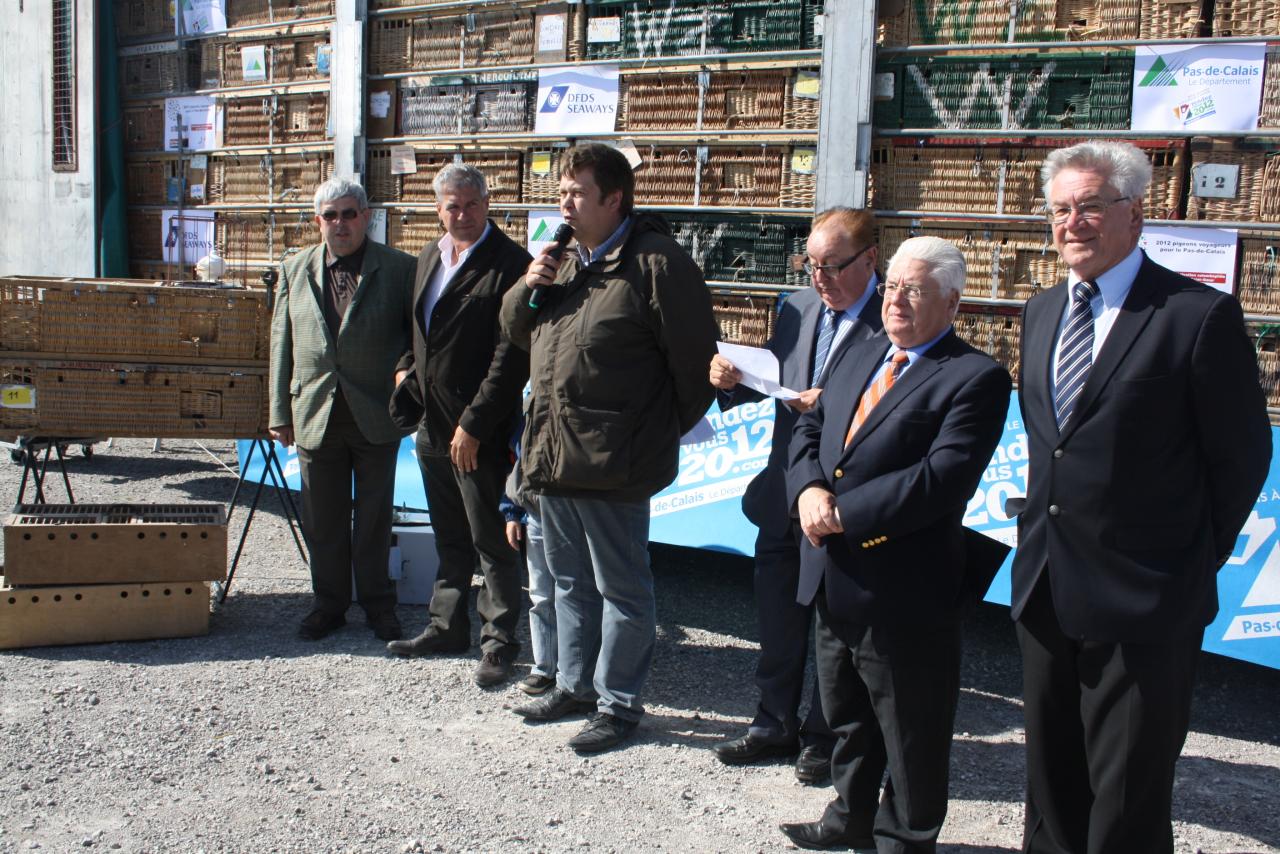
[1139,55,1178,87]
[531,220,552,241]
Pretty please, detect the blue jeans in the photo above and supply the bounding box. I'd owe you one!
[525,509,557,678]
[540,494,654,723]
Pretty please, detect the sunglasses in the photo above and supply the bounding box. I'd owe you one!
[319,208,362,222]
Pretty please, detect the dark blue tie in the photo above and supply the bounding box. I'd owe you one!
[1054,280,1100,428]
[811,308,837,386]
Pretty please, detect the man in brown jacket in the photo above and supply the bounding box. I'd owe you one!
[501,144,718,752]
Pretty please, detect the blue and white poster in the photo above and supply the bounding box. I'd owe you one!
[238,399,1280,670]
[534,65,619,136]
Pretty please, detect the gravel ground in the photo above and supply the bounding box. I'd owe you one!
[0,438,1277,854]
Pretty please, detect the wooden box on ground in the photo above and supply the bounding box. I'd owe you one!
[4,503,226,586]
[0,577,210,650]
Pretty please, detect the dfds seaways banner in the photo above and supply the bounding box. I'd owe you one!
[534,65,620,136]
[238,398,1280,669]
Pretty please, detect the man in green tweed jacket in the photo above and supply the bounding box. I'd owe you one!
[269,177,416,641]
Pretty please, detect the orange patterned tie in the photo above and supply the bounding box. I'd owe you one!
[845,350,911,446]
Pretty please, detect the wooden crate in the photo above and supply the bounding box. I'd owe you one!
[1185,140,1278,222]
[222,93,329,145]
[120,49,198,97]
[873,138,1186,219]
[879,221,1065,301]
[398,80,534,136]
[4,503,226,586]
[1261,49,1280,128]
[1055,0,1142,39]
[0,277,270,363]
[126,158,185,205]
[123,103,165,151]
[0,578,210,650]
[1253,323,1280,408]
[206,152,334,204]
[783,69,821,130]
[1139,0,1206,37]
[618,70,787,131]
[521,149,565,205]
[225,0,334,28]
[366,148,522,204]
[631,145,783,207]
[953,308,1024,382]
[114,0,175,40]
[0,360,268,439]
[1212,0,1280,35]
[1236,235,1280,314]
[215,34,329,86]
[711,291,780,347]
[127,209,163,260]
[369,8,536,74]
[876,52,1134,131]
[215,212,315,260]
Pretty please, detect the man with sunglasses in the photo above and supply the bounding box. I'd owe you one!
[1011,141,1269,853]
[269,177,416,642]
[707,207,882,784]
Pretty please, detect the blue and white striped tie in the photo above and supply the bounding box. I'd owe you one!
[1054,280,1099,428]
[811,308,837,386]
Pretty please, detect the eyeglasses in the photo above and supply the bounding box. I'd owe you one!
[319,208,363,222]
[803,244,872,278]
[876,281,935,301]
[1045,196,1130,225]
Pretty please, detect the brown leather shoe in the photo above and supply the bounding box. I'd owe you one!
[474,651,515,688]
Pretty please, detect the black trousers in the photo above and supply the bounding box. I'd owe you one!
[750,522,834,749]
[419,438,521,655]
[1017,577,1202,854]
[295,393,400,617]
[815,591,961,854]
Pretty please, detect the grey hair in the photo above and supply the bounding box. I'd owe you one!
[313,177,368,214]
[433,163,489,200]
[1040,140,1152,202]
[887,236,966,297]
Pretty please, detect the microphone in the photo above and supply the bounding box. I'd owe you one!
[528,223,575,309]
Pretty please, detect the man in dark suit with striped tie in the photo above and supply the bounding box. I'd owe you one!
[780,236,1011,851]
[1012,140,1270,853]
[707,207,883,784]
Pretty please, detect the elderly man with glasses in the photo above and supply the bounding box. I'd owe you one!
[707,207,883,784]
[779,236,1011,852]
[269,176,417,642]
[1010,140,1270,854]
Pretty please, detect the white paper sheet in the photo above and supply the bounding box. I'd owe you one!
[717,342,801,400]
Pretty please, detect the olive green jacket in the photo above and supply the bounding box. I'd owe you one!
[269,239,416,450]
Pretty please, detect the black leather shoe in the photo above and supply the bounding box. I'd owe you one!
[778,820,874,851]
[568,712,638,753]
[712,732,799,766]
[386,629,468,657]
[474,651,515,688]
[367,611,402,641]
[298,610,345,640]
[513,687,597,721]
[794,744,832,784]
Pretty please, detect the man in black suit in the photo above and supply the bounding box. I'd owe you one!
[1012,140,1270,853]
[707,207,883,784]
[386,164,532,689]
[781,236,1011,852]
